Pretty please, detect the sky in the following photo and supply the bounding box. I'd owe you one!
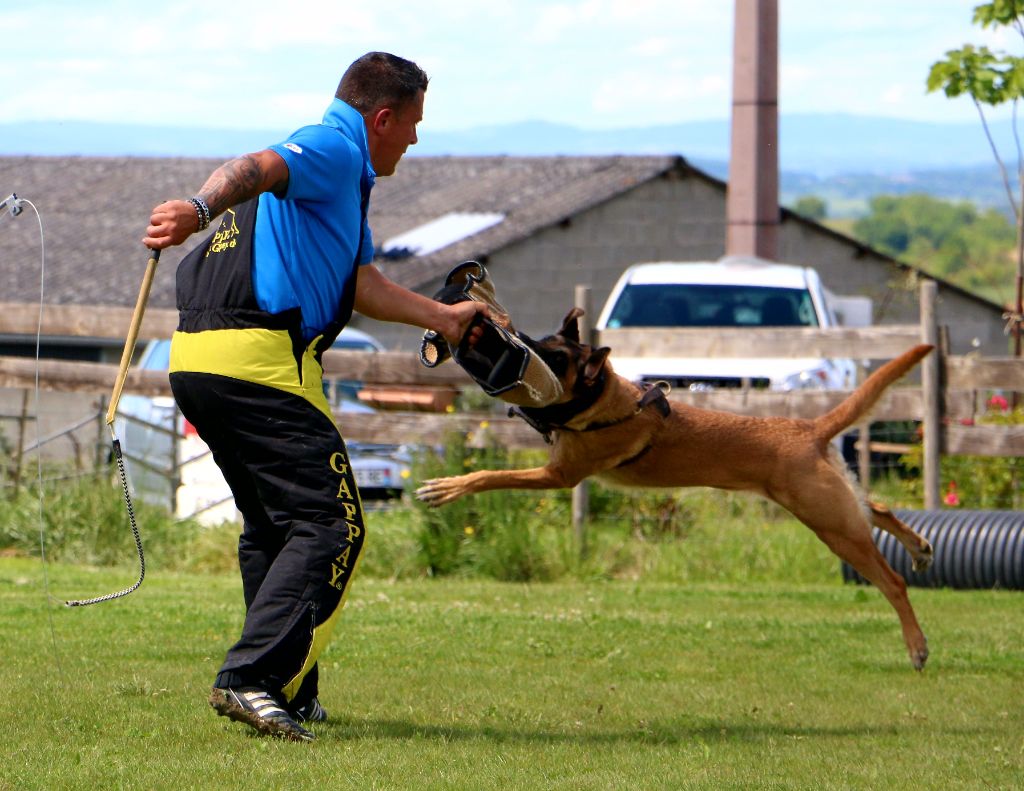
[1,0,1017,133]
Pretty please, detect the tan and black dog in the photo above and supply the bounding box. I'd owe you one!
[417,308,936,670]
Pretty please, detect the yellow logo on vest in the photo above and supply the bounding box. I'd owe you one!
[207,207,241,256]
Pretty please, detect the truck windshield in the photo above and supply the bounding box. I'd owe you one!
[605,284,820,328]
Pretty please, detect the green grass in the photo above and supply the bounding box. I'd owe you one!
[2,557,1022,790]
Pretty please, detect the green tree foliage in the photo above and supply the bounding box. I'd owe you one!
[853,193,1016,305]
[927,0,1024,345]
[793,195,827,220]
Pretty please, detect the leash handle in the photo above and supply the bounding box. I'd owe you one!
[105,249,160,425]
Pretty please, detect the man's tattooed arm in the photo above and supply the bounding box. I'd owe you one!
[197,150,290,218]
[142,148,291,249]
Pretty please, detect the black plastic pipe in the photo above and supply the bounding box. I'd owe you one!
[842,509,1024,590]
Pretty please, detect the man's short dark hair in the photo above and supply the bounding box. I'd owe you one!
[336,52,429,114]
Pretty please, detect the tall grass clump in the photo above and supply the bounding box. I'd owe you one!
[0,468,214,570]
[408,429,572,580]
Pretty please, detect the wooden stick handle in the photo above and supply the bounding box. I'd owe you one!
[105,249,161,426]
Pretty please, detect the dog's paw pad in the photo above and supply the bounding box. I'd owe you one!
[415,479,452,506]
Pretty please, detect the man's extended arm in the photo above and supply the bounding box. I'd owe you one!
[143,150,288,250]
[354,263,487,346]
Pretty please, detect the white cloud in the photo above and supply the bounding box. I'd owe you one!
[591,67,730,123]
[2,0,1021,129]
[630,37,673,58]
[880,84,908,107]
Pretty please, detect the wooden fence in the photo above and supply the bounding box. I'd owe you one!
[1,281,1022,513]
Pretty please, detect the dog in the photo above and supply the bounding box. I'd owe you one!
[417,308,936,670]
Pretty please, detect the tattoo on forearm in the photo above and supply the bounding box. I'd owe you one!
[197,154,266,217]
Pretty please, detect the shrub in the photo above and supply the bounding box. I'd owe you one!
[899,398,1023,510]
[408,428,570,580]
[0,468,208,570]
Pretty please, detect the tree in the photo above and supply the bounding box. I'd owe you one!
[928,0,1024,357]
[853,193,1017,305]
[793,195,827,221]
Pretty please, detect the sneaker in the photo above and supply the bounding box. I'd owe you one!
[291,697,328,723]
[209,686,315,742]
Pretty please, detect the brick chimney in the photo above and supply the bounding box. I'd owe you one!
[725,0,779,260]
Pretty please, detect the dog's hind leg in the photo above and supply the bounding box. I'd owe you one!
[868,502,934,573]
[771,470,929,671]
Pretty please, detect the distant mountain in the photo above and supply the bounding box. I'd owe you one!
[687,158,1011,219]
[417,115,1018,176]
[0,114,1016,216]
[0,121,282,160]
[1,114,1017,172]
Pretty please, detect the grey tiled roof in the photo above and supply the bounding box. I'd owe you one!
[1,156,217,309]
[369,155,683,289]
[0,154,682,309]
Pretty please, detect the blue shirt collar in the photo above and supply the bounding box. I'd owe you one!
[322,98,376,181]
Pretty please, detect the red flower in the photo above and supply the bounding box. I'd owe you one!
[988,394,1009,412]
[943,481,960,507]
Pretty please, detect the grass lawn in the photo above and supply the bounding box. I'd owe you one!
[1,556,1022,790]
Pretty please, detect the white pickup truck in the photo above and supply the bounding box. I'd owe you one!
[594,256,862,392]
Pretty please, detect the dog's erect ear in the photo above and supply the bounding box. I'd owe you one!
[559,307,584,342]
[582,346,611,385]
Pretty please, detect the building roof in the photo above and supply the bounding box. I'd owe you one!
[0,153,1003,317]
[0,154,682,309]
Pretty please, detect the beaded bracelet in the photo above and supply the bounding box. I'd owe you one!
[188,196,211,231]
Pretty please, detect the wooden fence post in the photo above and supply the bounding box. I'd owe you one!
[95,395,107,471]
[855,362,871,493]
[572,285,591,557]
[920,280,941,509]
[12,389,30,498]
[170,417,180,516]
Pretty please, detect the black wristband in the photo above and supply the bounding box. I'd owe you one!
[188,196,211,231]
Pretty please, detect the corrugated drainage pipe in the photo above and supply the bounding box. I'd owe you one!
[842,509,1024,590]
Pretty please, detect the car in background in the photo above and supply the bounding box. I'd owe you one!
[116,328,409,525]
[322,326,385,404]
[594,256,859,392]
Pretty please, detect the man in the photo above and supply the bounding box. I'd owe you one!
[143,52,485,742]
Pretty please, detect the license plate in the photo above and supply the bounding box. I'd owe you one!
[355,467,391,488]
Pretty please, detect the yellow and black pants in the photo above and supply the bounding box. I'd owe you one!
[169,328,365,706]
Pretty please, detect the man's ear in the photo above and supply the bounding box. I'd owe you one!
[559,307,584,342]
[369,107,393,135]
[582,347,611,385]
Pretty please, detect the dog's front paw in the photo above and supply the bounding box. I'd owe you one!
[415,476,468,506]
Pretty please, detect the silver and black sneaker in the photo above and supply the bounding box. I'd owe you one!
[209,686,315,742]
[291,697,328,723]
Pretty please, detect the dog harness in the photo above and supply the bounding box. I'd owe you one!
[510,374,671,445]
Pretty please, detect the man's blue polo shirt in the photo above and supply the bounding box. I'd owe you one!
[253,99,376,342]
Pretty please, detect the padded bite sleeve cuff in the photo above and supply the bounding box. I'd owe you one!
[417,261,563,407]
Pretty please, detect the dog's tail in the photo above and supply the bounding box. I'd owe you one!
[813,344,934,442]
